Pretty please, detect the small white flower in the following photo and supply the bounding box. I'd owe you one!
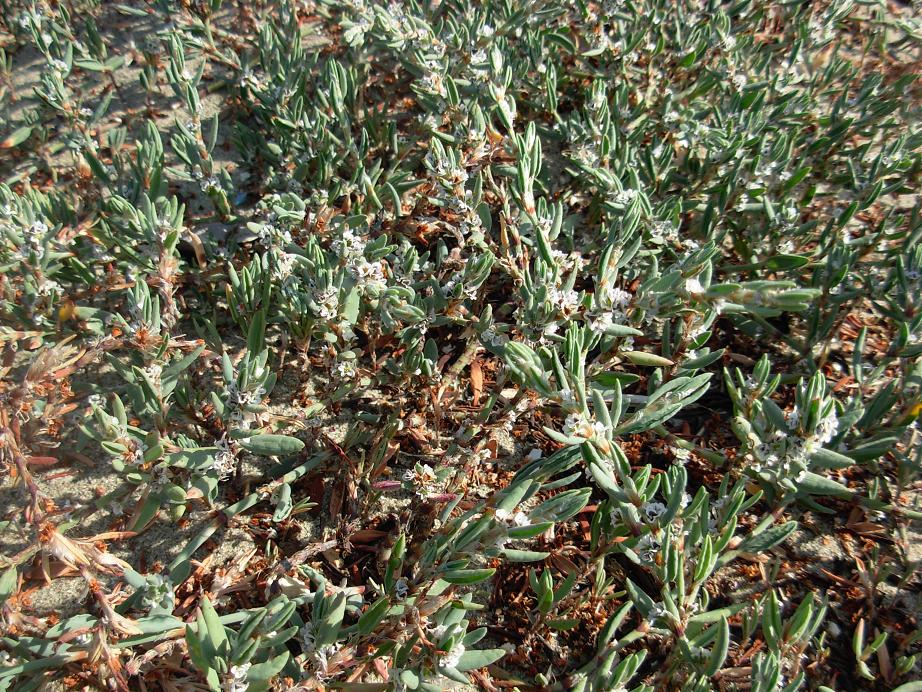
[591,420,609,439]
[428,623,449,640]
[37,278,60,296]
[334,359,358,380]
[590,311,614,332]
[563,412,585,437]
[212,437,236,480]
[404,463,440,498]
[814,408,839,445]
[441,641,466,669]
[549,286,580,313]
[558,388,577,407]
[314,287,340,319]
[481,325,507,348]
[611,188,638,206]
[606,286,633,309]
[642,501,668,522]
[671,446,692,463]
[200,176,220,192]
[143,363,163,385]
[496,508,530,527]
[635,532,661,562]
[648,603,669,623]
[151,465,169,488]
[29,220,49,235]
[685,277,704,294]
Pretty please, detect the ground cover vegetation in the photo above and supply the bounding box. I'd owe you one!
[0,0,921,689]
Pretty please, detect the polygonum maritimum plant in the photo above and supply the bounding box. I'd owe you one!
[0,0,920,690]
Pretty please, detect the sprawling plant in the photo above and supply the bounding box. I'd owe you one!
[0,0,920,690]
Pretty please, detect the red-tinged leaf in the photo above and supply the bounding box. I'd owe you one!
[470,358,483,406]
[0,126,32,149]
[349,529,388,544]
[26,456,59,467]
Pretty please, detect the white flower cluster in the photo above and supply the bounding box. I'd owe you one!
[424,151,468,188]
[634,532,661,563]
[150,464,170,488]
[441,640,466,669]
[300,623,342,681]
[428,622,467,668]
[419,59,447,97]
[752,430,808,481]
[225,381,264,411]
[605,286,633,309]
[670,445,692,465]
[369,0,437,52]
[403,463,441,498]
[237,67,265,91]
[481,324,508,348]
[212,436,237,480]
[125,438,147,467]
[563,412,608,440]
[589,284,633,334]
[227,662,251,692]
[610,188,638,206]
[450,193,486,242]
[492,507,531,549]
[548,286,581,315]
[253,220,292,249]
[271,252,297,283]
[225,381,265,428]
[751,408,839,483]
[333,358,358,381]
[812,408,841,447]
[641,500,667,522]
[332,228,387,294]
[684,277,705,295]
[570,141,600,167]
[20,219,49,263]
[464,47,490,83]
[142,363,163,390]
[200,176,220,193]
[311,286,339,320]
[442,272,478,301]
[139,573,174,612]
